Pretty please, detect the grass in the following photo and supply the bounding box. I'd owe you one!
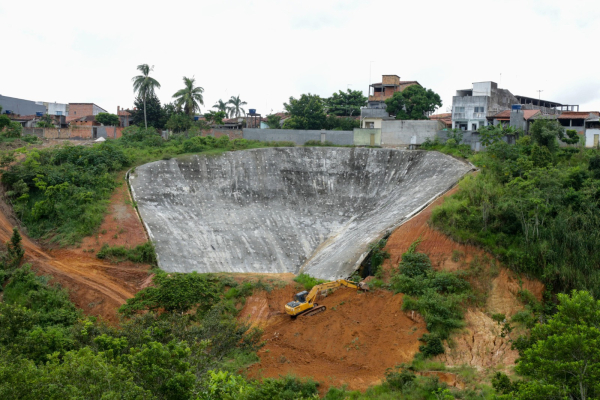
[96,242,157,265]
[293,273,326,291]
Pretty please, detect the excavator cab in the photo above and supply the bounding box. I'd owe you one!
[293,291,308,303]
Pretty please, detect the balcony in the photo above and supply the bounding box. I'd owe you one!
[453,113,465,119]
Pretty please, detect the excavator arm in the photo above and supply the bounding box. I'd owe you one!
[285,279,366,318]
[305,279,359,303]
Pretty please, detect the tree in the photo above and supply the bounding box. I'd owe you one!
[516,291,600,400]
[132,64,161,129]
[283,93,326,130]
[119,272,221,316]
[131,94,167,129]
[560,129,581,146]
[172,76,204,117]
[95,112,119,126]
[213,99,228,114]
[226,95,247,118]
[529,118,563,153]
[204,111,226,125]
[384,85,442,120]
[35,114,54,128]
[325,89,367,116]
[2,122,22,138]
[165,114,193,133]
[265,114,282,129]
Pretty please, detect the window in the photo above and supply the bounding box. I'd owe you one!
[74,111,76,115]
[366,122,374,128]
[454,107,465,112]
[474,107,484,113]
[56,111,62,116]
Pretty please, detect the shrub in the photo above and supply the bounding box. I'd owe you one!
[293,273,326,291]
[96,242,157,265]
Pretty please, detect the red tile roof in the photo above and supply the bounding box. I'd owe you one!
[558,111,600,119]
[524,110,541,120]
[429,113,451,120]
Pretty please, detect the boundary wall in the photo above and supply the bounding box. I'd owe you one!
[381,120,443,147]
[243,128,353,145]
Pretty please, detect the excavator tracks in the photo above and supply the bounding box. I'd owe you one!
[303,305,326,317]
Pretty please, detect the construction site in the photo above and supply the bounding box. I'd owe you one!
[0,142,546,393]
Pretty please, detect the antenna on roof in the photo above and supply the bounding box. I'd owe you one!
[537,90,544,100]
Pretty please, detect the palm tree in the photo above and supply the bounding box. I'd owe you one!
[172,76,204,117]
[131,64,161,129]
[213,99,228,114]
[226,95,247,118]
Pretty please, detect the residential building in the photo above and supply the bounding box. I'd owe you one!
[558,111,600,135]
[452,81,521,131]
[0,94,46,116]
[117,106,133,127]
[367,75,421,108]
[40,102,69,116]
[361,74,422,128]
[486,108,540,132]
[429,113,452,129]
[67,103,107,122]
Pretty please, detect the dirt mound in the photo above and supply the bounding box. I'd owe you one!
[0,175,150,322]
[243,285,425,391]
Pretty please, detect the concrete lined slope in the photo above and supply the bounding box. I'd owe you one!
[129,148,472,279]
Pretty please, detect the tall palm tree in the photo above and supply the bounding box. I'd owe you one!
[213,99,228,114]
[226,95,247,118]
[172,76,204,117]
[131,64,161,129]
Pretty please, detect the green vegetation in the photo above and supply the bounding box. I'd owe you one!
[421,133,473,159]
[325,89,367,117]
[384,85,442,120]
[294,273,326,290]
[0,228,325,399]
[173,76,204,117]
[226,95,247,118]
[132,63,161,129]
[95,112,120,126]
[96,242,157,265]
[389,243,470,357]
[283,93,327,130]
[35,114,55,128]
[0,126,295,246]
[431,119,600,297]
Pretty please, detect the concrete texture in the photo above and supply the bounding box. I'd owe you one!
[353,128,381,146]
[243,128,354,145]
[381,120,442,147]
[129,148,472,280]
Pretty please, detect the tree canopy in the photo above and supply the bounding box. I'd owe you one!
[516,290,600,400]
[173,76,204,117]
[131,94,166,129]
[95,113,120,126]
[530,118,564,152]
[131,64,161,129]
[226,95,247,118]
[283,93,326,130]
[213,99,228,114]
[325,89,367,117]
[384,85,442,120]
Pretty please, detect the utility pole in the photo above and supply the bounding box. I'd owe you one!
[537,90,543,100]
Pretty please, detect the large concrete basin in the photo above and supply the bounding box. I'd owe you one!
[129,147,472,279]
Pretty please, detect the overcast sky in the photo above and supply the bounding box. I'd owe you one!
[2,0,599,116]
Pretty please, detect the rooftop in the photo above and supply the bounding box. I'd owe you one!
[558,111,600,119]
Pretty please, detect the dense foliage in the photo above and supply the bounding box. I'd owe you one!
[431,119,600,296]
[384,86,442,120]
[283,93,327,130]
[95,112,120,126]
[325,89,367,117]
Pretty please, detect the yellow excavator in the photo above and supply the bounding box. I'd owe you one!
[285,279,368,318]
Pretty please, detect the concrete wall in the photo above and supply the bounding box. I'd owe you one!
[0,95,46,116]
[436,130,516,151]
[243,128,354,145]
[23,126,119,140]
[202,128,244,140]
[586,129,600,148]
[353,128,381,146]
[381,120,441,147]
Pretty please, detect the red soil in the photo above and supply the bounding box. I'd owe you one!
[244,285,426,392]
[241,180,545,390]
[0,173,151,323]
